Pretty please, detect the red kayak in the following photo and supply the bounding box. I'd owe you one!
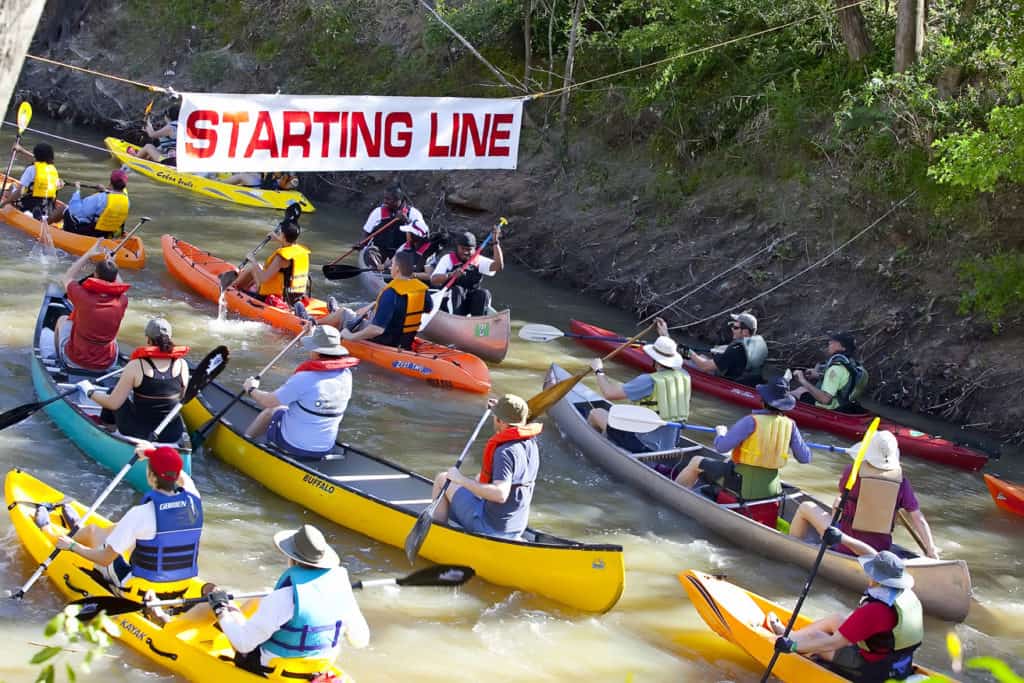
[984,474,1024,516]
[570,320,989,471]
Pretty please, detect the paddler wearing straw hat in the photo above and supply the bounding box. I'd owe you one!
[674,375,811,500]
[788,430,940,559]
[206,524,369,675]
[768,550,924,682]
[587,317,693,453]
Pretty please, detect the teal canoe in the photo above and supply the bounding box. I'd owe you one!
[30,284,191,492]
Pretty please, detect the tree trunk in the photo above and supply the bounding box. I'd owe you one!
[895,0,925,72]
[560,0,583,149]
[523,0,533,89]
[0,0,46,116]
[834,0,873,62]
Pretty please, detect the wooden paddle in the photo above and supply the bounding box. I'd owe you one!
[404,407,493,564]
[218,203,302,290]
[1,102,32,203]
[321,214,405,277]
[66,564,476,620]
[11,345,229,599]
[606,405,850,453]
[190,325,309,450]
[526,322,655,421]
[759,417,880,682]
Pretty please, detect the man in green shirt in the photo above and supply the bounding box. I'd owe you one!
[791,332,862,411]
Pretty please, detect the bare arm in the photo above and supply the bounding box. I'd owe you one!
[447,468,512,504]
[248,387,283,410]
[60,241,106,290]
[907,509,940,559]
[793,628,851,656]
[342,322,385,342]
[594,373,628,401]
[90,360,142,410]
[490,236,503,274]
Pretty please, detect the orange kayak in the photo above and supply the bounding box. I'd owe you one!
[161,235,491,394]
[0,178,145,270]
[984,474,1024,517]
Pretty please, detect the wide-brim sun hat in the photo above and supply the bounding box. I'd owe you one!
[859,550,914,590]
[273,524,340,569]
[302,325,350,356]
[756,376,796,411]
[847,430,900,470]
[642,335,684,369]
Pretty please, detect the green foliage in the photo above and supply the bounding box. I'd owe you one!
[967,656,1024,683]
[28,606,119,682]
[957,251,1024,331]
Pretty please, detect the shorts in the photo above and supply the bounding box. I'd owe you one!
[828,645,911,681]
[265,409,332,460]
[57,322,118,371]
[63,214,112,238]
[449,487,520,539]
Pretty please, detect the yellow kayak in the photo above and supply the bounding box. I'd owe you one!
[678,570,950,682]
[6,469,353,682]
[104,137,315,213]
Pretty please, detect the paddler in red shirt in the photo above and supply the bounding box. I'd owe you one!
[55,239,130,371]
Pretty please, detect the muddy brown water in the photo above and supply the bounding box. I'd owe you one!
[0,120,1021,682]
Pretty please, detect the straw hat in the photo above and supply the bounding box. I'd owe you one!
[273,524,340,569]
[642,336,684,370]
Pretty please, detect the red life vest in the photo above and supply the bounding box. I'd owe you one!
[130,346,190,360]
[479,423,543,484]
[65,278,130,370]
[294,357,361,373]
[79,277,131,296]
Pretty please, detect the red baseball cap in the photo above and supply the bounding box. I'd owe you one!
[110,169,129,187]
[147,446,183,484]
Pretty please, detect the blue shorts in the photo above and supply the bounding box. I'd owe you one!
[448,487,523,539]
[266,409,332,460]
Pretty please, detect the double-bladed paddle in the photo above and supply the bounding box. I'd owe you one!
[11,345,230,599]
[66,564,476,620]
[759,417,880,682]
[605,405,851,454]
[321,214,405,279]
[404,407,493,564]
[517,323,713,353]
[190,325,309,450]
[1,102,32,204]
[218,203,302,291]
[318,264,385,280]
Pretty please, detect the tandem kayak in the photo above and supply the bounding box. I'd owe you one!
[31,284,190,492]
[105,137,315,213]
[182,378,625,613]
[678,570,949,682]
[0,184,145,270]
[544,363,972,622]
[6,469,354,682]
[983,474,1024,517]
[355,247,511,363]
[162,236,491,394]
[569,320,989,472]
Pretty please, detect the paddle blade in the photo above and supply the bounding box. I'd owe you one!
[517,323,565,343]
[404,505,438,564]
[17,102,32,134]
[283,201,302,224]
[218,270,239,291]
[607,404,667,434]
[322,263,367,280]
[396,564,475,588]
[143,99,154,117]
[184,345,230,404]
[68,595,143,620]
[845,417,880,490]
[0,401,44,431]
[526,371,587,421]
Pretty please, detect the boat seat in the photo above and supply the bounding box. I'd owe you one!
[715,490,783,529]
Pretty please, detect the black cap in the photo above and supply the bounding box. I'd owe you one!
[457,231,477,248]
[829,332,856,354]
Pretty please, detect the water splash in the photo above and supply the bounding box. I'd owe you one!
[217,290,227,321]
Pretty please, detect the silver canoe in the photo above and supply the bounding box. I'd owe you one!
[355,247,510,362]
[544,364,972,622]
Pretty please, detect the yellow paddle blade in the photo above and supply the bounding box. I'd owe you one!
[845,417,880,490]
[17,102,32,133]
[144,99,154,117]
[946,631,963,673]
[527,370,588,420]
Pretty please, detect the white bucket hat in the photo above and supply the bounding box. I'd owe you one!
[847,430,900,470]
[301,325,350,357]
[643,335,684,370]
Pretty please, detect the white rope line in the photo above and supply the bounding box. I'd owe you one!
[668,192,918,331]
[2,122,110,154]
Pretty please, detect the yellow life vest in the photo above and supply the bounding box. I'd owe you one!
[858,589,923,653]
[850,463,903,535]
[31,162,60,199]
[733,413,793,469]
[259,243,310,298]
[377,277,427,338]
[635,369,691,422]
[94,191,129,234]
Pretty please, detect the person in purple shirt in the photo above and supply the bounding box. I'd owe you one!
[788,430,940,559]
[675,376,812,500]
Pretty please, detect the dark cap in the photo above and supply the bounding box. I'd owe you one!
[110,169,129,189]
[457,231,477,248]
[829,332,856,354]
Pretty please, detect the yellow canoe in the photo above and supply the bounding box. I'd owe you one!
[104,137,315,213]
[6,468,353,682]
[182,381,626,613]
[678,570,952,682]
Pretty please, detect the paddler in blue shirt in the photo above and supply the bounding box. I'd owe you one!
[48,170,131,237]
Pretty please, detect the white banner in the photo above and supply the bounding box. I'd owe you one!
[175,93,523,173]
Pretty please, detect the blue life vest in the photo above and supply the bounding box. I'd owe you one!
[129,488,203,582]
[263,565,350,660]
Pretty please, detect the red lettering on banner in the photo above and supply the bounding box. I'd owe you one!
[428,113,448,157]
[245,111,279,158]
[223,112,249,157]
[313,111,340,157]
[350,112,381,157]
[185,110,219,158]
[458,113,491,157]
[338,112,349,158]
[488,114,513,157]
[384,112,413,157]
[282,111,312,157]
